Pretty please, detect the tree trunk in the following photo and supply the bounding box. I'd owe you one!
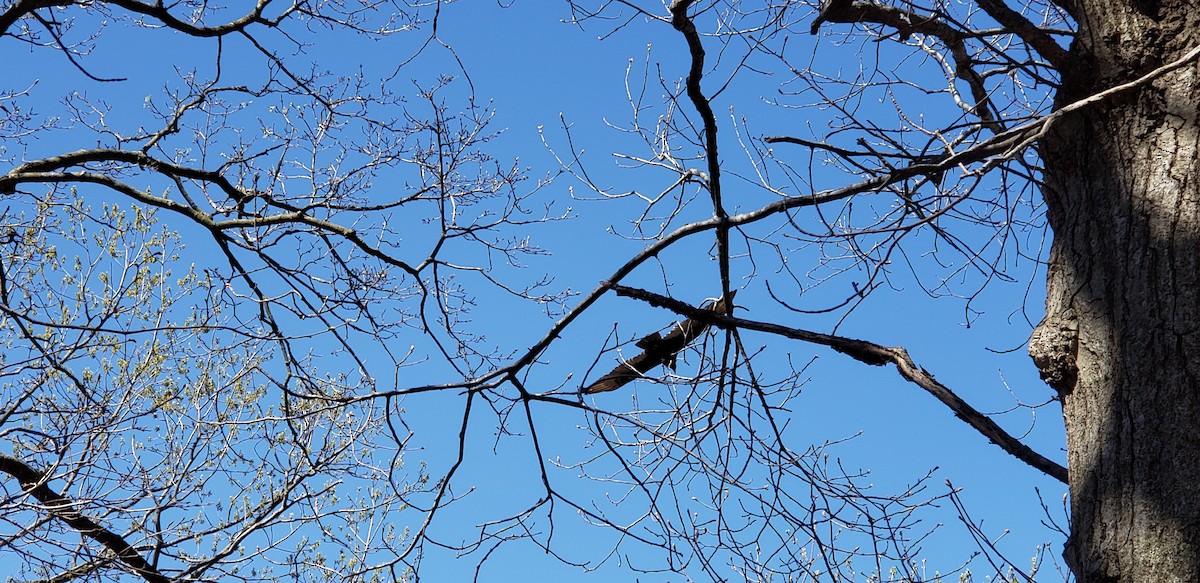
[1033,2,1200,580]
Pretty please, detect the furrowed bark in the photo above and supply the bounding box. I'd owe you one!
[1036,2,1200,579]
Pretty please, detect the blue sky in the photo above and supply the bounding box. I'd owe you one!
[435,6,1065,575]
[2,0,1068,580]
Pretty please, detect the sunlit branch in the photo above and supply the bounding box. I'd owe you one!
[810,0,1000,130]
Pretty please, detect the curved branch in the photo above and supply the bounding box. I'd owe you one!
[0,454,170,583]
[2,0,273,40]
[12,148,248,200]
[102,0,274,37]
[810,1,1000,130]
[607,283,1069,485]
[0,0,71,37]
[2,150,424,280]
[974,0,1068,69]
[668,0,732,296]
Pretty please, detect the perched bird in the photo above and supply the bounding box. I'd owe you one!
[582,292,735,395]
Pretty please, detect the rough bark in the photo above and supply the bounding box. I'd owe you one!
[582,292,734,394]
[1032,2,1200,580]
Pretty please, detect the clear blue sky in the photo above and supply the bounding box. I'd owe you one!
[432,6,1066,578]
[2,0,1067,580]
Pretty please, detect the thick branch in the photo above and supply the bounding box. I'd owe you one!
[810,1,1000,130]
[102,0,272,37]
[0,454,169,583]
[668,0,722,211]
[2,0,270,40]
[10,148,249,201]
[668,0,732,294]
[974,0,1068,69]
[0,0,72,37]
[608,284,1069,484]
[582,292,736,394]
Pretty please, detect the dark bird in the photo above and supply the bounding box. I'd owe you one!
[582,292,736,395]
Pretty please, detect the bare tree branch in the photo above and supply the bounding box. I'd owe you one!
[607,283,1069,484]
[975,0,1069,68]
[582,292,735,394]
[0,454,169,583]
[809,0,1001,130]
[0,0,71,37]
